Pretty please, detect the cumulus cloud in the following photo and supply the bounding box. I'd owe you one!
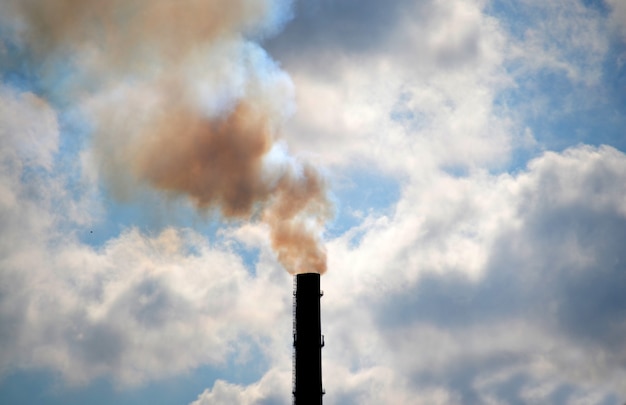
[0,87,293,385]
[0,86,58,170]
[1,207,293,386]
[266,0,617,177]
[265,0,512,175]
[505,0,609,85]
[191,368,290,405]
[320,144,626,403]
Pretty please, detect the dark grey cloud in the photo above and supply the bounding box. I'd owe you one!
[77,322,125,367]
[264,0,490,75]
[264,0,493,75]
[379,146,626,333]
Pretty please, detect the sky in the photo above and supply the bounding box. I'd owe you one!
[1,0,626,404]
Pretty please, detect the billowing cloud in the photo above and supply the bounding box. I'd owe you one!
[321,144,626,403]
[265,0,513,176]
[0,86,58,170]
[191,368,290,405]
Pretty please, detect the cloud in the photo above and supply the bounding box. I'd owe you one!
[264,0,513,177]
[317,144,626,403]
[191,368,290,405]
[266,0,502,74]
[1,223,294,386]
[1,217,293,386]
[0,88,293,385]
[266,0,617,177]
[265,0,420,63]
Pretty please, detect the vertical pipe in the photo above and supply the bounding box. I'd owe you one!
[293,273,323,405]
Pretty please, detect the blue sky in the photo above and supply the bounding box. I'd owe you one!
[1,0,626,404]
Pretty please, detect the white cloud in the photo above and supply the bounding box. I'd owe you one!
[191,368,290,405]
[0,213,297,385]
[272,0,615,177]
[1,213,293,386]
[317,144,626,402]
[273,0,513,175]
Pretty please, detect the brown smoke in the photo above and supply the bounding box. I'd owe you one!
[134,101,275,217]
[9,0,276,68]
[6,0,330,274]
[127,93,332,274]
[130,98,330,274]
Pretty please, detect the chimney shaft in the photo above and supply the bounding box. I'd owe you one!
[293,273,324,405]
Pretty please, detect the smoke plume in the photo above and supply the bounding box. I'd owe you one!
[4,0,330,274]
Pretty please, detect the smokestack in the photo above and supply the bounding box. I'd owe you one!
[293,273,324,405]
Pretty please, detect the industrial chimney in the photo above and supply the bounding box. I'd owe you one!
[293,273,324,405]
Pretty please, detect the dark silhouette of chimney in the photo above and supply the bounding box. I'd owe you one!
[293,273,324,405]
